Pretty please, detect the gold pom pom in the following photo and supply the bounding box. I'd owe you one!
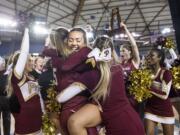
[171,66,180,90]
[164,37,175,49]
[128,69,153,102]
[46,85,61,113]
[42,114,56,135]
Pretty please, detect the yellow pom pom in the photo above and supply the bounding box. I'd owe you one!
[128,69,153,102]
[164,37,175,49]
[42,114,56,135]
[46,84,61,113]
[171,66,180,90]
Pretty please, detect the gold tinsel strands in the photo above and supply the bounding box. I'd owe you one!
[42,114,56,135]
[42,82,61,135]
[164,37,175,49]
[128,69,153,102]
[46,85,61,113]
[171,66,180,90]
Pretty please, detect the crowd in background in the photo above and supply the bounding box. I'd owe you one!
[0,22,179,135]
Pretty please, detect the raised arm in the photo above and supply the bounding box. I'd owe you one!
[121,22,140,68]
[14,28,29,79]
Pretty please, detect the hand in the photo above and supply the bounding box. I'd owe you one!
[120,22,127,29]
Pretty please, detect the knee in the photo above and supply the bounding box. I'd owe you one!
[67,115,81,131]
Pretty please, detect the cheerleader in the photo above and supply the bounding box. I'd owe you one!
[120,22,140,75]
[58,36,145,135]
[43,27,101,135]
[6,28,43,135]
[144,48,174,135]
[119,22,141,111]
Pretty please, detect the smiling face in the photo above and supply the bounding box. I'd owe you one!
[34,57,44,72]
[67,31,86,52]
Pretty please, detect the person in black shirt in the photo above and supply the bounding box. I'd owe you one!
[30,56,44,80]
[0,56,10,135]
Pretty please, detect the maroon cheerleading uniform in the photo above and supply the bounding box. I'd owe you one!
[100,64,145,135]
[43,47,100,135]
[11,71,42,134]
[121,59,136,79]
[145,68,174,124]
[121,59,140,111]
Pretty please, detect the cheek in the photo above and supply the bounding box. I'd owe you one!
[149,57,157,64]
[77,42,84,48]
[126,50,131,55]
[67,41,74,47]
[123,52,129,57]
[80,43,86,48]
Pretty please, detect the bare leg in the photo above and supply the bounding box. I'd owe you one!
[162,123,174,135]
[172,100,180,122]
[144,118,157,135]
[67,103,102,135]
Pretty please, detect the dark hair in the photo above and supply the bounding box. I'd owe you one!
[93,36,114,51]
[121,44,132,52]
[151,48,166,67]
[69,27,87,45]
[53,27,68,41]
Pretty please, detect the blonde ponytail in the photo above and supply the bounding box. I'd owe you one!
[5,52,20,97]
[91,62,111,101]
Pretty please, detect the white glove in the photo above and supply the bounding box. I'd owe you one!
[56,83,86,103]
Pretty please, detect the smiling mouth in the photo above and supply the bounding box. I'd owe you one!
[71,46,79,51]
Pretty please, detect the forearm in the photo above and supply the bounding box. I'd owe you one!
[124,27,140,66]
[56,82,86,103]
[42,47,58,57]
[14,28,29,78]
[124,27,136,47]
[61,47,91,71]
[150,80,172,100]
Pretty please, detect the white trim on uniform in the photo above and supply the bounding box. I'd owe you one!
[145,112,175,124]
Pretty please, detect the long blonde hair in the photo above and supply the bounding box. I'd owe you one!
[91,36,119,101]
[50,27,71,58]
[6,51,20,97]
